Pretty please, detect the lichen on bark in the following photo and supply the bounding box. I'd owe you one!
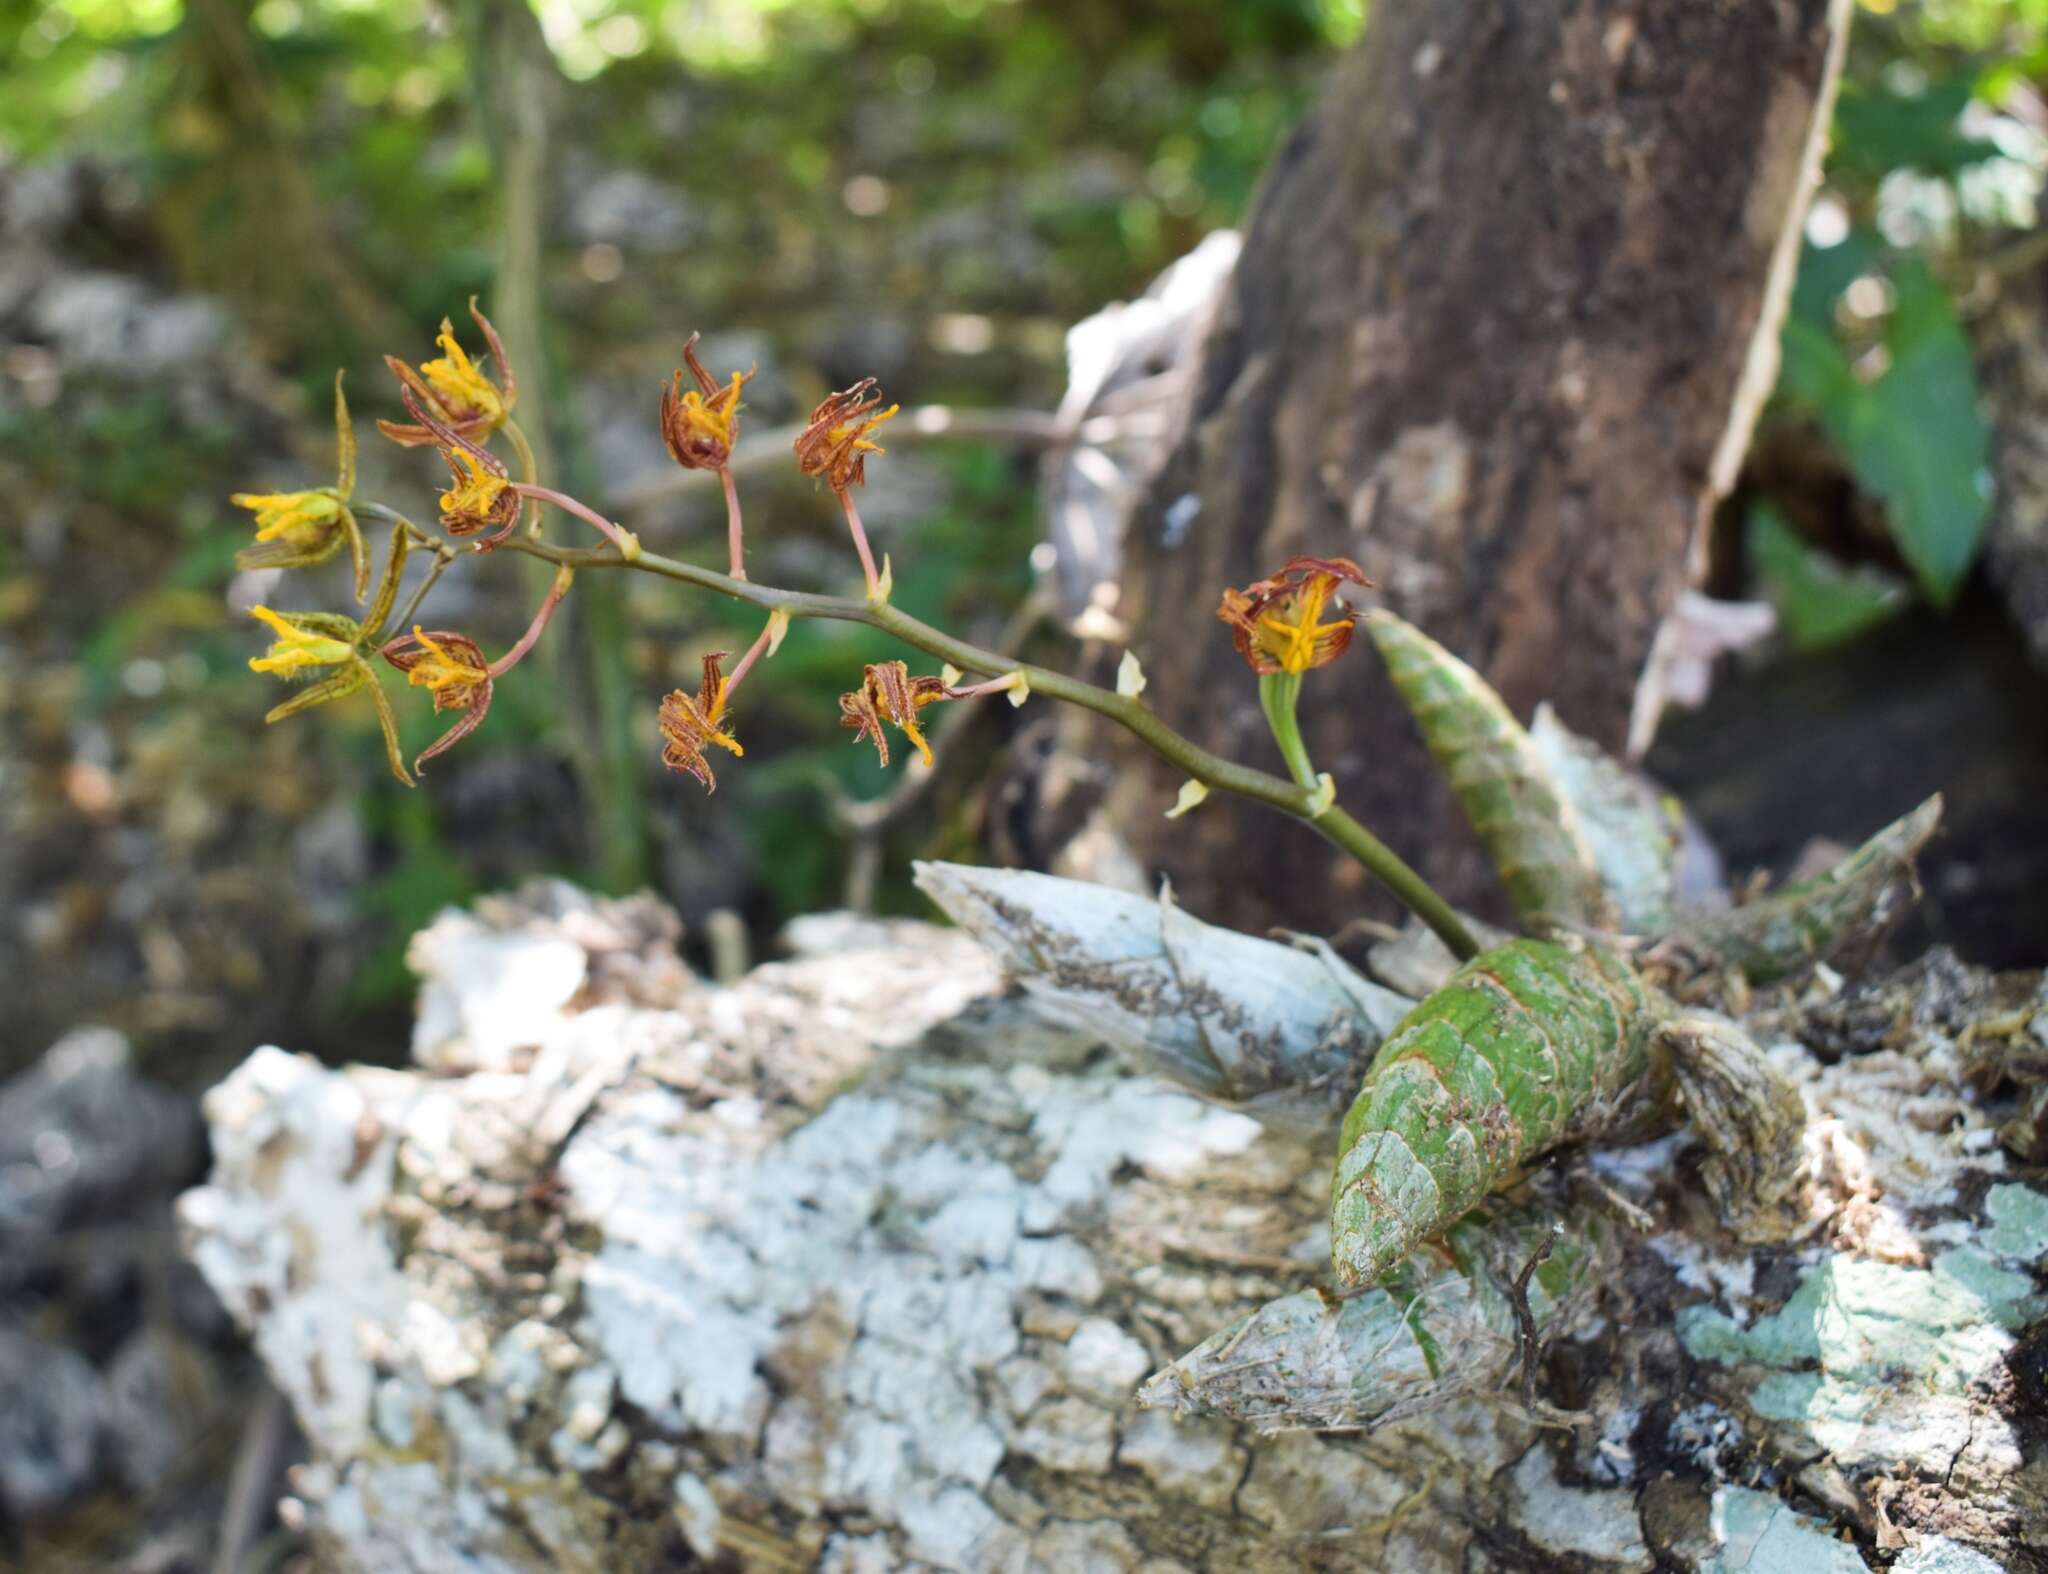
[180,884,2048,1571]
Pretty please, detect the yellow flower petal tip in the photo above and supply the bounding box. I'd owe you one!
[1116,650,1146,699]
[246,605,354,672]
[1165,779,1210,819]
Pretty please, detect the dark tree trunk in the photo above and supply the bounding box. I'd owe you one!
[1101,0,1849,931]
[1978,231,2048,669]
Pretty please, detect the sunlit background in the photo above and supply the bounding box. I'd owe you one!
[3,0,2045,1087]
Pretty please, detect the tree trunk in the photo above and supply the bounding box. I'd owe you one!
[178,886,2047,1572]
[1977,232,2048,669]
[1098,0,1848,933]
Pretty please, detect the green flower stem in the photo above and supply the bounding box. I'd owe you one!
[1258,670,1319,792]
[391,541,456,635]
[498,532,1481,962]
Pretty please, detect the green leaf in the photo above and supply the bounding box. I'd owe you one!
[1777,258,1991,607]
[1849,262,1992,604]
[1364,612,1613,931]
[1787,229,1881,332]
[1831,76,2003,186]
[1776,315,1856,412]
[1748,505,1908,650]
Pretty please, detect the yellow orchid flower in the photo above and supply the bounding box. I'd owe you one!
[1217,555,1373,676]
[231,373,369,600]
[376,298,518,448]
[659,651,745,791]
[246,605,355,676]
[794,379,898,492]
[661,334,753,472]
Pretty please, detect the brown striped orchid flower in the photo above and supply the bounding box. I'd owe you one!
[839,660,954,768]
[1216,555,1373,676]
[376,299,517,449]
[660,334,753,473]
[400,387,521,548]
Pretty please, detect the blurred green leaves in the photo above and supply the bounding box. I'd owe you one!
[1778,249,1990,608]
[1744,24,2035,647]
[1830,77,2003,187]
[1748,504,1905,650]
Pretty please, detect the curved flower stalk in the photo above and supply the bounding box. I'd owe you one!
[227,303,1482,958]
[795,378,899,598]
[660,334,754,578]
[232,373,370,601]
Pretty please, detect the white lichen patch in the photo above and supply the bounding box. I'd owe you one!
[1060,1317,1152,1402]
[1706,1486,1872,1574]
[186,895,1456,1569]
[1893,1536,2008,1574]
[1507,1445,1650,1570]
[1983,1183,2048,1262]
[180,887,2044,1569]
[178,1048,416,1459]
[1116,1407,1245,1514]
[1680,1251,2029,1480]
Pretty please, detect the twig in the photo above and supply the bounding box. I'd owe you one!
[214,1387,293,1574]
[1505,1227,1560,1414]
[391,542,455,635]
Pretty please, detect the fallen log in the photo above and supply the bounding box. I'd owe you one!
[179,885,2047,1571]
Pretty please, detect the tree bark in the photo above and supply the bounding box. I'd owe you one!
[1976,232,2048,668]
[178,886,2047,1572]
[1098,0,1848,933]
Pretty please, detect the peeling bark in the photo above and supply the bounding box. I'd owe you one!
[1096,0,1850,934]
[180,887,2047,1572]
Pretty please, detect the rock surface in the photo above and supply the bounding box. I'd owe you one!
[180,888,2048,1571]
[0,1026,262,1564]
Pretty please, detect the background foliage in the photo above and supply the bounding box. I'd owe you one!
[0,0,2041,1077]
